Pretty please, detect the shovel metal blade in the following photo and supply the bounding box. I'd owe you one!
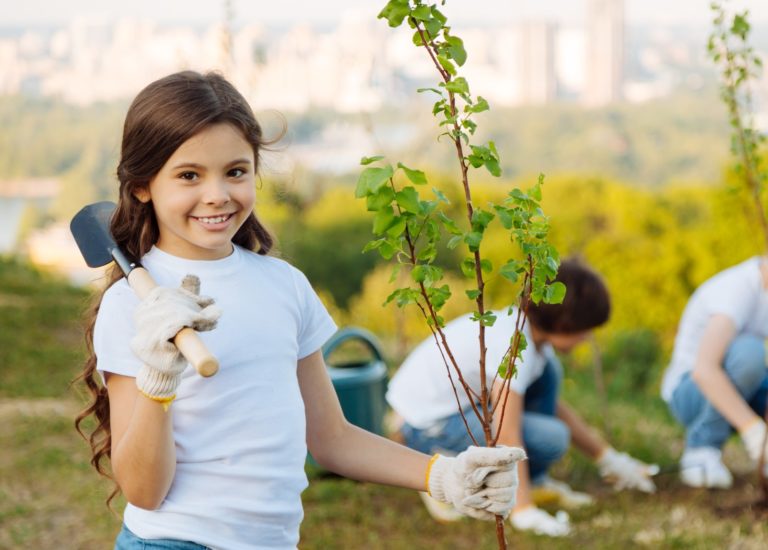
[70,201,119,268]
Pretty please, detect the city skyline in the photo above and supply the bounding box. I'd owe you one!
[2,0,767,28]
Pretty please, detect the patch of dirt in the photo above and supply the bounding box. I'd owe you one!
[0,398,77,419]
[0,293,32,307]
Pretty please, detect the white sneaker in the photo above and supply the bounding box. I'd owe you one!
[679,447,733,489]
[418,491,464,522]
[531,477,594,509]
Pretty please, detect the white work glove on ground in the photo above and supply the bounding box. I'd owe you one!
[427,446,527,520]
[510,506,570,537]
[740,420,768,475]
[596,447,658,493]
[131,274,221,400]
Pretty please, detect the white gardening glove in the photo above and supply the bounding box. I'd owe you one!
[427,446,526,520]
[510,505,570,537]
[131,274,221,400]
[596,447,658,493]
[740,419,768,475]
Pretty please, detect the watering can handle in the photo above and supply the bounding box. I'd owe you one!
[322,327,385,362]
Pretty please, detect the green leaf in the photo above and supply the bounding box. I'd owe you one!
[379,240,397,260]
[412,30,428,47]
[466,96,490,114]
[386,215,407,238]
[465,289,481,300]
[499,260,519,283]
[445,76,469,95]
[731,13,750,39]
[464,231,483,252]
[388,263,402,283]
[432,188,450,204]
[436,54,457,75]
[493,205,514,229]
[355,165,394,197]
[412,5,431,20]
[445,35,467,66]
[373,205,396,234]
[423,14,443,37]
[438,212,462,235]
[471,208,495,230]
[360,155,384,166]
[417,87,444,97]
[430,5,447,25]
[485,157,501,177]
[362,239,384,253]
[397,163,428,185]
[378,0,410,27]
[447,235,463,249]
[545,281,567,304]
[395,186,421,214]
[417,244,437,263]
[460,257,476,278]
[479,259,493,274]
[471,310,497,327]
[366,185,395,211]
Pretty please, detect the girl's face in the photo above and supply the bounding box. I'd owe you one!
[546,330,591,353]
[135,123,257,260]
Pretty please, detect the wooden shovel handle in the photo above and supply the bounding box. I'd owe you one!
[127,267,219,377]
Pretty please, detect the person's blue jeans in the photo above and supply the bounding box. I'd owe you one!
[669,334,768,449]
[401,358,569,484]
[115,524,210,550]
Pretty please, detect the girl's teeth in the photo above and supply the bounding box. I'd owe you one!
[199,215,228,224]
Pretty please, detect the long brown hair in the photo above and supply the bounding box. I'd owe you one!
[74,71,275,505]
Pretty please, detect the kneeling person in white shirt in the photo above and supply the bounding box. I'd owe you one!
[386,259,657,537]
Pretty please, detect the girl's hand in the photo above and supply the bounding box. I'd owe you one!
[741,419,768,476]
[131,274,221,400]
[426,446,527,520]
[510,505,571,537]
[596,447,658,493]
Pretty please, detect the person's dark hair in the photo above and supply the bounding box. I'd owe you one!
[526,258,610,334]
[74,71,276,506]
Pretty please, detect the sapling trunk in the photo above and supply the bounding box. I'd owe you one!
[709,1,768,500]
[361,2,565,548]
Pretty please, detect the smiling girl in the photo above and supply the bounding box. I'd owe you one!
[74,71,525,550]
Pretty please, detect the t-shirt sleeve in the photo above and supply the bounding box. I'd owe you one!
[94,281,142,380]
[700,264,758,332]
[292,268,338,360]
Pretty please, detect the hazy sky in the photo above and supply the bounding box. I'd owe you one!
[2,0,767,28]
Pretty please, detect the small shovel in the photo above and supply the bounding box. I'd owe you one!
[70,201,219,377]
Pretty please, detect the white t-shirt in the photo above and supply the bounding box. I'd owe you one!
[95,245,337,550]
[661,256,768,402]
[386,309,555,429]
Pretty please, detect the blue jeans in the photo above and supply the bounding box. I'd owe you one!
[115,524,210,550]
[401,358,569,484]
[669,334,768,449]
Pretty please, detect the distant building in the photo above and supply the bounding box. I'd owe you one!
[519,21,557,104]
[584,0,625,106]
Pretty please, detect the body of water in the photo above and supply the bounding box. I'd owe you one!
[0,197,25,253]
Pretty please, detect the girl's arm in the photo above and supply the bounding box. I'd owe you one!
[107,373,177,509]
[555,400,605,459]
[691,314,759,431]
[298,350,429,490]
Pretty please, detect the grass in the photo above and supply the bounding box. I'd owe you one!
[1,256,768,548]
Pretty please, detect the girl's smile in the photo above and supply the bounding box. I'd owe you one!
[134,122,257,260]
